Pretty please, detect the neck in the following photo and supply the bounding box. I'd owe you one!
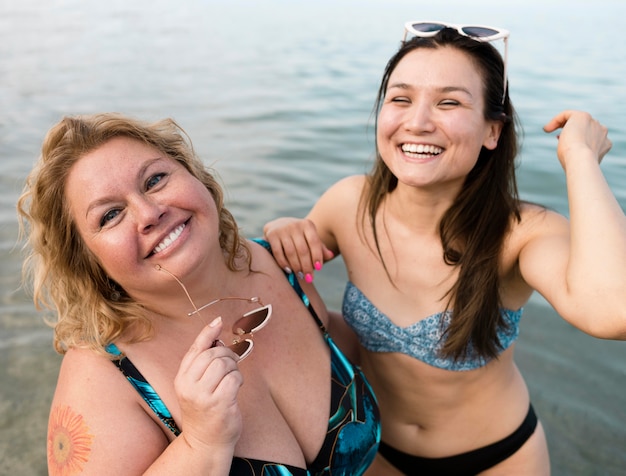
[133,257,246,322]
[386,183,455,235]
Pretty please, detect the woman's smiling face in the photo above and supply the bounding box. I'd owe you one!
[65,136,219,298]
[376,46,502,191]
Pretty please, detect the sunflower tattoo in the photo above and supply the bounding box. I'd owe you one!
[47,405,94,475]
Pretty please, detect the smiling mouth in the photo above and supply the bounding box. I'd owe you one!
[151,223,186,256]
[401,144,443,158]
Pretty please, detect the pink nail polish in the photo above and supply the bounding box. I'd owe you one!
[314,261,322,271]
[305,273,313,283]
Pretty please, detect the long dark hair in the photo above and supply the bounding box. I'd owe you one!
[362,28,522,361]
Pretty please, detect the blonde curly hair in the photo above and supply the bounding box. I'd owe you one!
[17,113,250,356]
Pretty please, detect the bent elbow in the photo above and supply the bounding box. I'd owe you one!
[584,310,626,340]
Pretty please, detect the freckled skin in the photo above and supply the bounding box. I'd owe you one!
[48,405,94,476]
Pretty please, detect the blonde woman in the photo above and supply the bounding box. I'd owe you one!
[18,113,380,475]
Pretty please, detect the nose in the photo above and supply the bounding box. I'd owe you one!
[405,102,435,133]
[132,195,167,233]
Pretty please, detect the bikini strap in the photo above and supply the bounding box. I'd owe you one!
[252,238,327,332]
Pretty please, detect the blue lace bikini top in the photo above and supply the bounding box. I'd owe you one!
[342,281,523,371]
[106,240,380,476]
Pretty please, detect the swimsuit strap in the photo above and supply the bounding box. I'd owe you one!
[105,343,181,435]
[252,238,327,332]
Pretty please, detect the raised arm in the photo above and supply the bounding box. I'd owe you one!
[518,110,626,339]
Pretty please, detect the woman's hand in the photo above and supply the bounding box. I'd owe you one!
[175,317,243,453]
[543,110,612,169]
[264,217,335,281]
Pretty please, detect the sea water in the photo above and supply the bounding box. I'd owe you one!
[1,1,625,474]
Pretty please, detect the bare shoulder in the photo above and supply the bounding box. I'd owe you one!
[312,175,366,226]
[48,347,168,474]
[504,202,570,282]
[509,202,569,246]
[249,239,331,327]
[326,174,367,197]
[53,347,124,402]
[317,175,366,206]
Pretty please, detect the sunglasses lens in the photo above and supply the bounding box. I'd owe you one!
[229,339,253,360]
[233,305,272,335]
[411,22,446,33]
[461,26,499,39]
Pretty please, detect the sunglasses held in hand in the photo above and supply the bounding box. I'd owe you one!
[403,20,509,103]
[156,264,272,360]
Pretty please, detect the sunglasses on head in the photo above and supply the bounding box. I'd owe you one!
[403,21,510,103]
[155,265,272,361]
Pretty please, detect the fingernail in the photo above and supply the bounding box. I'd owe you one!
[305,273,313,283]
[314,261,322,271]
[297,271,304,280]
[284,266,293,274]
[209,316,222,327]
[328,251,335,258]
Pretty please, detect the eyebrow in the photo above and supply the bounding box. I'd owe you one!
[84,157,162,219]
[387,82,474,97]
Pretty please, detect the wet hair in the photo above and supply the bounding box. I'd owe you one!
[17,113,250,355]
[362,28,522,361]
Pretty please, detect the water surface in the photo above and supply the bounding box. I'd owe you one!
[1,1,625,474]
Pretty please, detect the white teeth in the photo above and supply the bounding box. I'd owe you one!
[401,144,443,155]
[153,224,185,254]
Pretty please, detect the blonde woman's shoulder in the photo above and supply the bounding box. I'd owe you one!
[48,346,170,473]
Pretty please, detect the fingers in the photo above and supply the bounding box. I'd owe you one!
[178,317,243,395]
[543,110,611,165]
[179,317,238,381]
[543,109,577,133]
[264,217,308,273]
[179,317,224,376]
[175,317,244,448]
[264,217,334,281]
[296,222,328,278]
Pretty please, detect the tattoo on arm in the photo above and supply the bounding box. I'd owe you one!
[47,405,94,476]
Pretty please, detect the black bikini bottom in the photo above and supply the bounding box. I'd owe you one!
[378,404,537,476]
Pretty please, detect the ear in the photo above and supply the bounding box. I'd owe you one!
[483,120,503,151]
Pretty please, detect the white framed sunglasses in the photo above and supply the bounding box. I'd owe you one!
[403,21,510,103]
[155,264,272,361]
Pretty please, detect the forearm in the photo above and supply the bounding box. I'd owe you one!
[143,434,234,476]
[565,152,626,336]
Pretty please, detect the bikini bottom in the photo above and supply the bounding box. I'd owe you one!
[378,404,537,476]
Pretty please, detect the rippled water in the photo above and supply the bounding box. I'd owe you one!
[1,1,625,474]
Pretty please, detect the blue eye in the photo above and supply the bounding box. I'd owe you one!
[100,208,121,227]
[146,173,166,190]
